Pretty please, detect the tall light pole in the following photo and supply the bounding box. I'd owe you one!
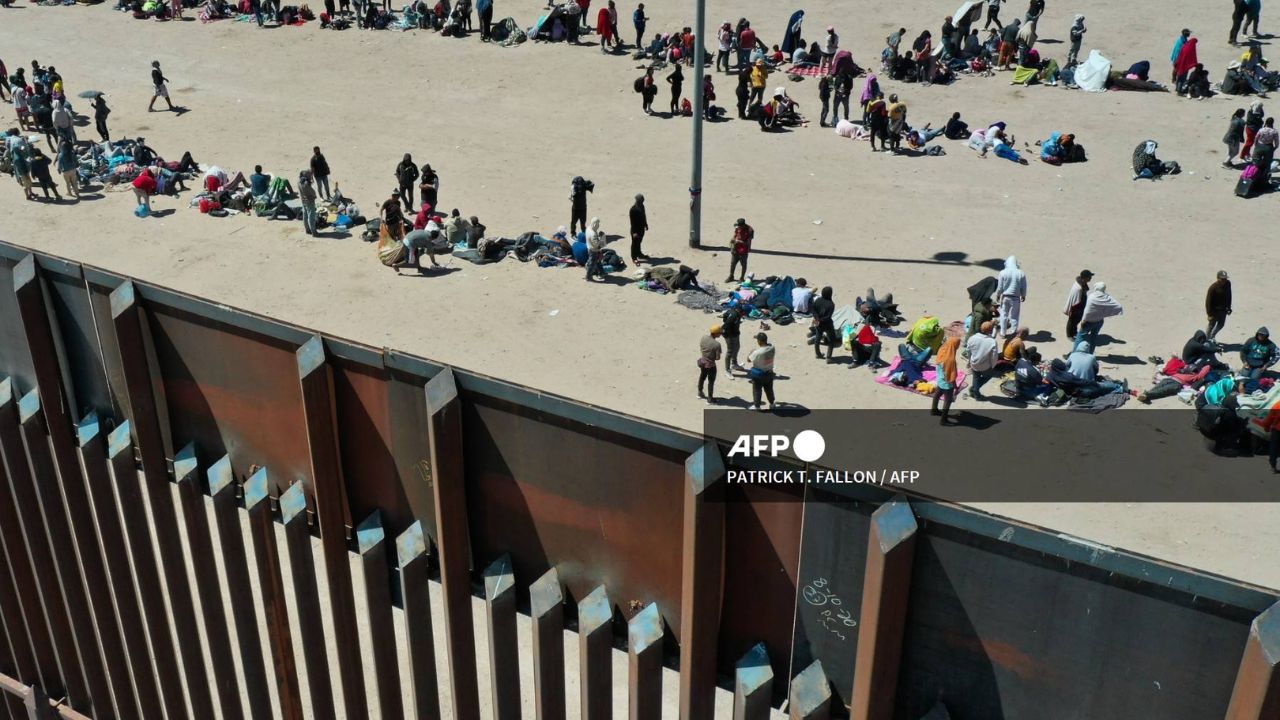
[688,0,706,247]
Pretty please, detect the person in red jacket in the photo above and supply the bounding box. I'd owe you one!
[597,4,615,52]
[727,217,753,282]
[132,168,157,212]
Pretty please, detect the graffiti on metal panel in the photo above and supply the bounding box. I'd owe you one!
[802,577,857,641]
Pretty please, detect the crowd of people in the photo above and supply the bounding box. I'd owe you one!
[3,2,1280,466]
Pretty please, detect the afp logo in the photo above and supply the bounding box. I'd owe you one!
[727,430,825,462]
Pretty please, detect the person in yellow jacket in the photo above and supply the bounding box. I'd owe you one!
[749,59,768,105]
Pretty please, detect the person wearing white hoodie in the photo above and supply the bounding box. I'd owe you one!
[1076,282,1123,350]
[995,255,1027,338]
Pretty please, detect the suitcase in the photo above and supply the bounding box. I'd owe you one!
[1236,164,1261,198]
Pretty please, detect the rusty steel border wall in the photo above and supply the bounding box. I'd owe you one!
[0,239,1276,720]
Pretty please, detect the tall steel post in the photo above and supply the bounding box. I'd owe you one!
[688,0,706,247]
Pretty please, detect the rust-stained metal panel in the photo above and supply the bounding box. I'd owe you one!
[461,392,687,627]
[894,522,1253,720]
[41,267,113,422]
[721,480,804,688]
[329,355,415,536]
[144,303,308,493]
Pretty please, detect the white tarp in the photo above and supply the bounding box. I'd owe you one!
[1074,49,1112,92]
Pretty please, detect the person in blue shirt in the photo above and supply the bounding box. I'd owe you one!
[249,165,271,197]
[571,234,589,265]
[632,3,648,50]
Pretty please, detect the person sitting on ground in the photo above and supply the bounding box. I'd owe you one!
[1183,329,1230,372]
[791,278,814,314]
[442,208,472,245]
[943,111,970,139]
[988,126,1028,164]
[966,321,1001,399]
[1240,327,1279,380]
[1186,63,1213,98]
[1132,139,1180,179]
[249,165,272,197]
[1014,347,1050,400]
[381,191,407,240]
[1064,341,1127,395]
[848,311,889,369]
[891,51,920,82]
[756,94,782,132]
[1001,327,1029,365]
[793,41,822,67]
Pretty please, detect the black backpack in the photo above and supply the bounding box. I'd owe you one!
[634,77,645,93]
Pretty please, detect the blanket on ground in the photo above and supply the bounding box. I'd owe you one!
[875,356,968,394]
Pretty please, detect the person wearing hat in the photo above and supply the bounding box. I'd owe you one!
[727,218,753,283]
[747,332,776,411]
[716,21,734,73]
[697,326,723,402]
[148,61,174,113]
[1240,328,1279,380]
[629,193,649,264]
[1206,270,1233,340]
[1062,269,1094,340]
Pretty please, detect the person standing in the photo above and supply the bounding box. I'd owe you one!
[1206,270,1233,340]
[1062,269,1093,340]
[996,255,1027,338]
[91,94,111,142]
[721,305,745,373]
[299,172,319,236]
[716,22,733,73]
[1066,14,1085,66]
[570,176,593,235]
[1245,0,1262,38]
[395,153,418,210]
[735,69,750,119]
[738,21,757,71]
[749,59,768,106]
[748,332,776,411]
[1233,0,1248,44]
[419,163,440,208]
[1076,282,1123,349]
[697,326,722,402]
[833,71,853,124]
[148,61,174,112]
[822,26,839,70]
[1172,27,1187,83]
[597,3,615,52]
[641,67,657,114]
[727,218,753,282]
[310,146,332,200]
[629,194,649,263]
[667,63,684,115]
[584,217,606,281]
[811,287,837,362]
[632,3,648,50]
[984,0,1003,30]
[1224,108,1246,167]
[817,74,832,127]
[932,337,961,422]
[477,0,493,40]
[1242,100,1265,161]
[55,139,78,199]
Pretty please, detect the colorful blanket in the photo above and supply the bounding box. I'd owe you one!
[786,64,826,77]
[874,356,967,394]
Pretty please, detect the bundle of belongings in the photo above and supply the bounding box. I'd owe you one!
[529,3,576,42]
[715,275,800,325]
[1106,61,1168,92]
[637,265,704,294]
[490,17,526,45]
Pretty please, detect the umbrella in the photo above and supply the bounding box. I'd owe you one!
[77,90,104,99]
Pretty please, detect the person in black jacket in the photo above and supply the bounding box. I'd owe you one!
[148,61,174,112]
[811,286,837,362]
[395,153,419,209]
[629,194,649,264]
[721,306,745,373]
[1206,270,1232,339]
[310,146,331,200]
[569,175,593,234]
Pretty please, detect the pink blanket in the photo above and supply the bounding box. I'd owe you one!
[874,357,968,394]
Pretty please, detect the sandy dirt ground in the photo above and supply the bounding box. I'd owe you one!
[1,0,1277,590]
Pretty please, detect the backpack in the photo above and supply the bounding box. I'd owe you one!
[769,306,794,325]
[634,76,645,93]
